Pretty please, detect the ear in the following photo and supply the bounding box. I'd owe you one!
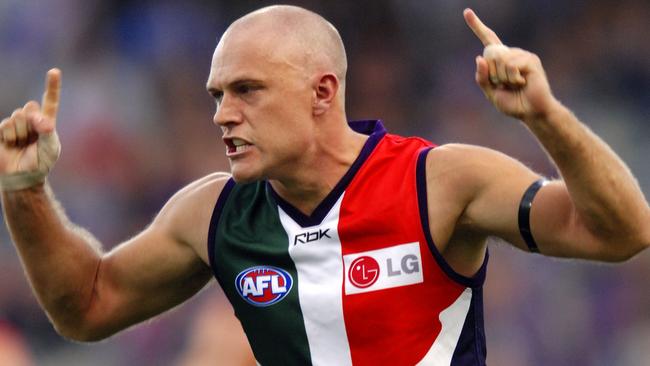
[312,73,339,116]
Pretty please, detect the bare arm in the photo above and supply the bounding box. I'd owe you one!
[76,172,227,340]
[0,70,227,341]
[3,175,226,341]
[428,10,650,265]
[2,184,103,338]
[523,107,648,260]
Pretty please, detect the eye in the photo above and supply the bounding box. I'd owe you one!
[212,91,223,106]
[235,84,253,94]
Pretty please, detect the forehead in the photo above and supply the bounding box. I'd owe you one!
[208,37,264,86]
[207,28,300,89]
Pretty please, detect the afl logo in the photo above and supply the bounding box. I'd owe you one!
[235,266,293,307]
[348,256,380,288]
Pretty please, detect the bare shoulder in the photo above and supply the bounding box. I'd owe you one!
[423,143,538,246]
[426,143,528,180]
[154,172,232,263]
[422,145,482,248]
[427,143,535,196]
[160,172,231,212]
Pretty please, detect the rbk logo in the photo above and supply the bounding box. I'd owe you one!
[293,228,332,245]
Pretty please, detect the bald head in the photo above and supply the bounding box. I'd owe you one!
[221,5,348,85]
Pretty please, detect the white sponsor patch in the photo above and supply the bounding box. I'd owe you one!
[344,242,423,295]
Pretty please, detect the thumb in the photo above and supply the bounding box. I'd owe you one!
[475,56,492,92]
[23,101,54,135]
[33,114,56,135]
[37,130,61,173]
[15,104,61,179]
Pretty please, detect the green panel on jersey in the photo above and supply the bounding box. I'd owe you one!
[212,181,312,365]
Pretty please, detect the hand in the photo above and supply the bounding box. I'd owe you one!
[463,9,559,122]
[0,69,62,189]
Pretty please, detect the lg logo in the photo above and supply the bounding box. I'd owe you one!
[386,254,420,276]
[344,242,424,295]
[348,254,420,289]
[348,256,380,288]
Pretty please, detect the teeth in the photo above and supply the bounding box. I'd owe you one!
[232,138,247,147]
[235,145,248,152]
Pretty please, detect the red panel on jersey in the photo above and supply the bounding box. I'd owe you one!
[338,134,466,365]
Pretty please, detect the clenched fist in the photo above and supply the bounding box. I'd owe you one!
[0,69,62,190]
[464,9,560,122]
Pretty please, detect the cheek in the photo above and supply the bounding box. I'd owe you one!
[252,92,313,153]
[264,125,311,160]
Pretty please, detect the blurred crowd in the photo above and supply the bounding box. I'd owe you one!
[0,0,648,365]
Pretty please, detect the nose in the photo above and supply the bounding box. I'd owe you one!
[213,93,242,127]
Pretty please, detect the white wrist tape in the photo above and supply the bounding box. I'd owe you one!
[0,131,61,191]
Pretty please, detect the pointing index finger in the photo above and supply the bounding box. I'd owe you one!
[463,8,503,46]
[41,68,62,122]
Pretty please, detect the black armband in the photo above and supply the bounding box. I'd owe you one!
[518,178,548,253]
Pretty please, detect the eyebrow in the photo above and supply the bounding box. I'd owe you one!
[207,87,220,98]
[207,78,264,96]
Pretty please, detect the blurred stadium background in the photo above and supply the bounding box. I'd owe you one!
[1,0,648,365]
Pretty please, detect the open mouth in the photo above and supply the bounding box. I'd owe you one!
[224,137,252,155]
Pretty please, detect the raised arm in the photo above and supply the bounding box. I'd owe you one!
[426,10,649,264]
[0,70,225,341]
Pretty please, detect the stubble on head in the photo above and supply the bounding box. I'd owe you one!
[215,5,348,99]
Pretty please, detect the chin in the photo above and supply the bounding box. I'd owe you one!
[229,165,263,184]
[230,174,258,184]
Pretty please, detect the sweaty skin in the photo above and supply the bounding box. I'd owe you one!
[0,5,648,352]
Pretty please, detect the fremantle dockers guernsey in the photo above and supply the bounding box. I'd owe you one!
[208,120,488,365]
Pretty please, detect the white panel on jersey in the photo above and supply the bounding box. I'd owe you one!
[278,195,352,366]
[416,288,473,366]
[343,242,424,295]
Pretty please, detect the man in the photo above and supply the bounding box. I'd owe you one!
[1,4,648,365]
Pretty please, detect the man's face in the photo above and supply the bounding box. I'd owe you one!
[206,29,315,183]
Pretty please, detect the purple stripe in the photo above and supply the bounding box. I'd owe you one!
[415,147,488,288]
[268,120,386,228]
[207,177,236,279]
[451,287,487,365]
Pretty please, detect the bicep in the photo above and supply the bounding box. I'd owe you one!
[78,174,228,340]
[87,226,212,338]
[454,145,539,250]
[451,145,608,259]
[529,181,614,260]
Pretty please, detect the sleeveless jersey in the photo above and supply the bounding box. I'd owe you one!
[208,120,488,365]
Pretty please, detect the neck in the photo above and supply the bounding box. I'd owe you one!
[269,122,367,215]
